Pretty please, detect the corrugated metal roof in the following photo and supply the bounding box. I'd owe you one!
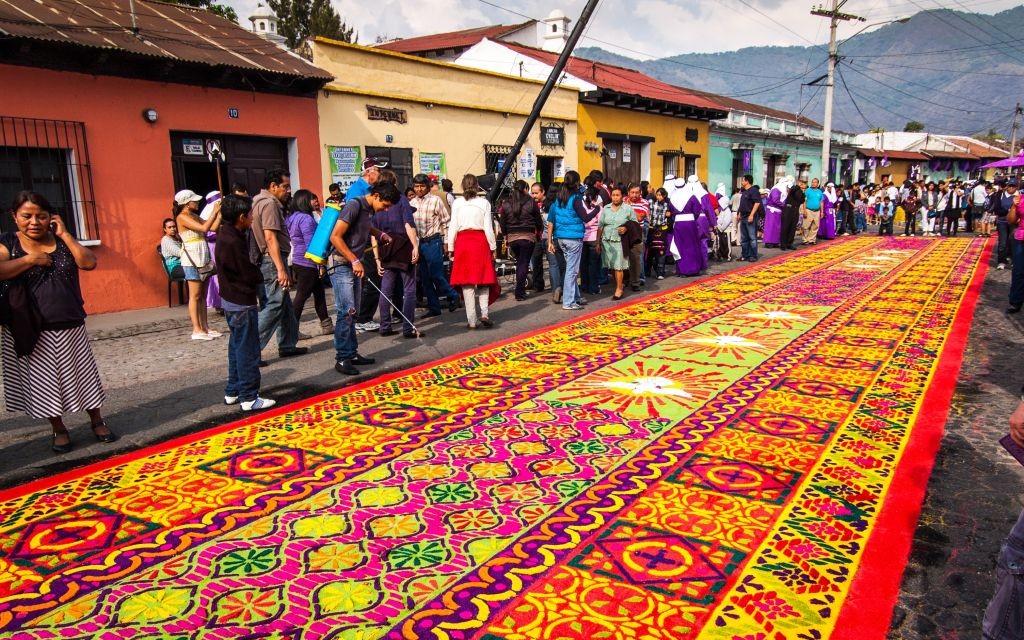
[500,42,725,114]
[921,150,979,160]
[0,0,331,79]
[376,22,533,55]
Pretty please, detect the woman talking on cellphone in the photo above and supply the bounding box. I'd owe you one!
[0,191,114,453]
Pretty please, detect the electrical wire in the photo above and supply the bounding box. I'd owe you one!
[844,58,1006,109]
[836,64,875,130]
[841,62,1004,115]
[905,0,1024,66]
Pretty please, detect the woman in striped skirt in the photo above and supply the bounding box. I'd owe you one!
[0,191,114,453]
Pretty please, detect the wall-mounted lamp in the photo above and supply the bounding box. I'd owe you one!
[141,107,158,124]
[584,141,602,152]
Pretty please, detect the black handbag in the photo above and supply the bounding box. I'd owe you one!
[0,277,44,357]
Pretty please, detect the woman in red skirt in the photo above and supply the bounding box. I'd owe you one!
[446,174,499,329]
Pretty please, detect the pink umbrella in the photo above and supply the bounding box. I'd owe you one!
[981,152,1024,169]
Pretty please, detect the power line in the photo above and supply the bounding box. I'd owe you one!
[837,64,874,130]
[905,0,1024,66]
[841,62,1003,115]
[844,58,1006,109]
[728,0,824,48]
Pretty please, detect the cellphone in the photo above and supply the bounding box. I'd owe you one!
[49,222,57,233]
[1000,435,1024,468]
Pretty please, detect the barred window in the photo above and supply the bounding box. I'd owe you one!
[0,116,99,242]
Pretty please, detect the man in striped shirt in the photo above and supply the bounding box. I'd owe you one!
[627,183,651,288]
[410,174,460,317]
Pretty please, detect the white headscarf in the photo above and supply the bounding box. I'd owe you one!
[670,175,708,211]
[200,191,221,220]
[824,182,838,204]
[772,175,790,201]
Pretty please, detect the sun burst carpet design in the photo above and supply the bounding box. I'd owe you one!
[0,237,988,639]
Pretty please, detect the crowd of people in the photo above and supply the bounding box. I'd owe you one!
[3,160,1022,455]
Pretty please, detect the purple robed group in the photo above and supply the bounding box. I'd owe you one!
[818,184,838,240]
[667,176,717,276]
[763,186,784,245]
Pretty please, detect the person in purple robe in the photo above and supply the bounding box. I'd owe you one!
[667,176,717,276]
[819,182,838,239]
[200,191,223,313]
[763,176,790,247]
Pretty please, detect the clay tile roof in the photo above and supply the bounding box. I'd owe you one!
[921,150,979,160]
[376,22,534,54]
[499,42,726,113]
[0,0,330,80]
[942,136,1009,158]
[858,149,929,161]
[687,89,821,127]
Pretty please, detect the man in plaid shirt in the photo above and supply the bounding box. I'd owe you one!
[410,173,461,317]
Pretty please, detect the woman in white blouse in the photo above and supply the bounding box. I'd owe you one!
[446,174,499,329]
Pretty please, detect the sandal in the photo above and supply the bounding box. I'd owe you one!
[90,420,118,443]
[52,432,73,454]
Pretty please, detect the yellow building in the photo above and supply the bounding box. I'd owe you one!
[311,38,578,191]
[379,28,726,187]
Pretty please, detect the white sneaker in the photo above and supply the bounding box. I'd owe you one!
[206,330,222,338]
[191,332,215,341]
[997,263,1006,270]
[224,395,239,405]
[241,397,277,411]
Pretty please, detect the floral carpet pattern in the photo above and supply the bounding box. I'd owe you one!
[0,237,987,639]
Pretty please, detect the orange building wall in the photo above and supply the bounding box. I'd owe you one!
[0,64,322,314]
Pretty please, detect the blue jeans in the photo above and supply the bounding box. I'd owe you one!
[1011,237,1024,309]
[984,508,1024,638]
[225,307,261,402]
[419,235,458,314]
[740,219,757,260]
[331,264,361,361]
[380,267,417,334]
[557,238,583,307]
[548,242,563,292]
[998,219,1011,265]
[257,258,298,351]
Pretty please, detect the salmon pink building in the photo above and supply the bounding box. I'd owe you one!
[0,0,330,313]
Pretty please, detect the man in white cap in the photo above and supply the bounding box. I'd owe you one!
[345,157,388,201]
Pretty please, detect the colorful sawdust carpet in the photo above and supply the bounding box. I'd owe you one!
[0,237,988,639]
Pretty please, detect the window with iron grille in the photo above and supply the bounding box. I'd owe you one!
[0,117,98,242]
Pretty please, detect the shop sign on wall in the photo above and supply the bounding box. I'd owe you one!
[328,145,362,191]
[182,138,204,156]
[519,148,536,181]
[367,105,408,124]
[419,152,447,176]
[540,124,564,147]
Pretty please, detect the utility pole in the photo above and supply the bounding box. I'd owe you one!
[487,0,602,204]
[812,1,864,184]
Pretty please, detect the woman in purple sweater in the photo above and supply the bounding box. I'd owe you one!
[285,190,333,335]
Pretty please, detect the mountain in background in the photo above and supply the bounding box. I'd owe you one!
[577,6,1024,137]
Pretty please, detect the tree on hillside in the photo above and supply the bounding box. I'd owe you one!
[171,0,237,23]
[904,121,925,132]
[978,128,1007,145]
[269,0,356,50]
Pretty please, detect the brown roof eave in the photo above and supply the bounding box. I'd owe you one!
[0,37,330,94]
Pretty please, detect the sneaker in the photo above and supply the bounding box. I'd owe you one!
[1008,306,1022,314]
[297,332,312,341]
[224,395,239,405]
[657,275,664,280]
[351,354,376,365]
[240,397,276,411]
[206,330,223,338]
[320,319,335,335]
[191,332,215,341]
[998,263,1006,270]
[278,347,309,357]
[362,320,380,332]
[335,359,360,375]
[562,303,583,311]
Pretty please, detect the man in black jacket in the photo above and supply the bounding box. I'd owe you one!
[780,179,806,250]
[216,195,275,411]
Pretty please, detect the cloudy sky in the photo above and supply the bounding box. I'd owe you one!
[227,0,1022,57]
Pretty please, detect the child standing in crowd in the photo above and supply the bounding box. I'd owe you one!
[647,188,670,278]
[878,197,894,236]
[216,195,275,411]
[855,198,868,233]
